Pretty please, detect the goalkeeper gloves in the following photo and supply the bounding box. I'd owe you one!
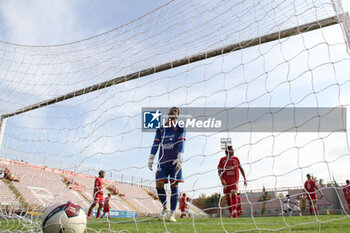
[173,153,184,171]
[148,154,155,171]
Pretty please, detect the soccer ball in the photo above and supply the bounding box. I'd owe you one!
[42,201,87,233]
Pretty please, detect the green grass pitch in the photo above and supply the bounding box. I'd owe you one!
[1,215,349,232]
[85,215,349,233]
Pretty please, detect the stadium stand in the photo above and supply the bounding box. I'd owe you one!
[3,162,344,218]
[240,186,348,217]
[0,158,207,217]
[2,160,86,209]
[0,178,19,205]
[11,157,347,218]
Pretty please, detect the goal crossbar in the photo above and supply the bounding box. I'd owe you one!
[2,15,341,119]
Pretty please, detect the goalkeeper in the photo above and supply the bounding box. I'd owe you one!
[148,107,186,222]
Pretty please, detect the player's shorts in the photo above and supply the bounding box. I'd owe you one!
[346,199,350,209]
[306,193,317,201]
[293,205,300,212]
[180,207,186,212]
[156,161,184,183]
[284,204,291,211]
[223,183,238,194]
[93,193,104,204]
[103,207,110,212]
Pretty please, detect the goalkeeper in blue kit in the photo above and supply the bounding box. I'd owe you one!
[148,107,185,222]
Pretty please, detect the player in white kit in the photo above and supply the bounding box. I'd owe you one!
[293,196,302,216]
[283,194,292,216]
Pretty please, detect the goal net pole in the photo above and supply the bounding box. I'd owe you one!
[1,15,343,120]
[332,0,350,52]
[0,116,6,150]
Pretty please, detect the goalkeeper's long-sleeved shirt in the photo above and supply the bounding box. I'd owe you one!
[150,124,186,163]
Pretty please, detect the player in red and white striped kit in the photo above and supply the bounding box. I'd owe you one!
[179,193,190,218]
[236,192,242,218]
[304,174,323,215]
[218,146,247,218]
[87,170,105,219]
[343,180,350,210]
[101,193,111,218]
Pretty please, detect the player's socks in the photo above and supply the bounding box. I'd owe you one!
[233,211,238,218]
[87,209,92,218]
[96,210,101,218]
[313,207,317,215]
[156,188,167,207]
[309,207,313,215]
[231,194,237,213]
[227,196,233,214]
[159,207,169,220]
[169,211,177,222]
[170,186,179,211]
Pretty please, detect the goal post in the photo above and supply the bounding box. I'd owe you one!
[0,116,6,149]
[1,15,343,119]
[332,0,350,51]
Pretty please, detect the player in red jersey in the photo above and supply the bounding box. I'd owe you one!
[87,170,105,219]
[304,174,323,215]
[101,193,111,218]
[236,192,242,217]
[180,193,190,218]
[343,180,350,210]
[179,193,186,218]
[218,146,247,218]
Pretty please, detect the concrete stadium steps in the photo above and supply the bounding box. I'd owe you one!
[0,179,20,205]
[62,173,97,206]
[62,172,160,213]
[186,201,209,217]
[0,160,89,208]
[117,183,162,214]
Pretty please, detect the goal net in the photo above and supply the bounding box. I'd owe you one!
[0,0,350,232]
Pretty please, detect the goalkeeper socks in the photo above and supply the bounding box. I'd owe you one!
[309,207,313,215]
[170,186,179,211]
[156,188,167,207]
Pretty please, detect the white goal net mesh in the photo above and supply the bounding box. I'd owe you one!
[0,0,350,232]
